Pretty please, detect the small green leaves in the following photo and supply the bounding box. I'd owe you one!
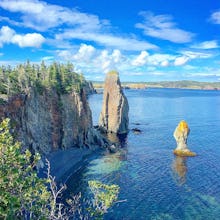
[88,180,120,218]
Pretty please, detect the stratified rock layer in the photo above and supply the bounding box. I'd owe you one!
[99,71,129,134]
[173,120,196,156]
[0,87,107,154]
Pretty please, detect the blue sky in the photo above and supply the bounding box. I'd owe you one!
[0,0,219,82]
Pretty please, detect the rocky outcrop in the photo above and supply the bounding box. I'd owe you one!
[0,88,108,154]
[173,120,196,156]
[84,81,97,95]
[99,71,129,134]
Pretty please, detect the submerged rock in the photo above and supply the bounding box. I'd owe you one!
[99,71,129,134]
[131,128,142,134]
[173,120,196,156]
[109,144,118,153]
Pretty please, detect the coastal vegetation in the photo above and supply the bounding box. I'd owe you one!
[0,61,86,99]
[0,118,119,219]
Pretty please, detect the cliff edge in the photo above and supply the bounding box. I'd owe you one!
[0,87,107,155]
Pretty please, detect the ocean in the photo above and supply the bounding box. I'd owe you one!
[65,88,220,220]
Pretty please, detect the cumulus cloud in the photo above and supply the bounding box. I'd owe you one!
[132,51,149,66]
[210,10,220,24]
[57,45,125,74]
[0,26,15,47]
[12,33,45,48]
[73,44,96,62]
[136,11,194,43]
[191,40,219,49]
[95,49,125,73]
[0,26,45,48]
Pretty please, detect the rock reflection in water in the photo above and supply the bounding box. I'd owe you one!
[172,156,187,185]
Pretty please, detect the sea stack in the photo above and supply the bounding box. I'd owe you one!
[173,120,196,156]
[99,71,129,134]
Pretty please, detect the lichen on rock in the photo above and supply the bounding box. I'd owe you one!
[99,71,129,134]
[173,120,196,156]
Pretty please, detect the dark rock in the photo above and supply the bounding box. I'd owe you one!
[0,88,108,155]
[109,144,118,153]
[131,128,142,134]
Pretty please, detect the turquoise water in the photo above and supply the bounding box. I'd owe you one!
[66,88,220,220]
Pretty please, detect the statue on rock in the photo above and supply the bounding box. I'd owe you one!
[99,70,129,134]
[173,120,196,156]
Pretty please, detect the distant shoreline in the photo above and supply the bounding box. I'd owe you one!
[92,80,220,91]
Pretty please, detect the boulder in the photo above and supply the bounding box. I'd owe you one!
[99,71,129,134]
[173,120,196,156]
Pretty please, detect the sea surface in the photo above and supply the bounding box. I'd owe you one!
[65,88,220,220]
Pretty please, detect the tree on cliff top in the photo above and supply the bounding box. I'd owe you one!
[0,61,86,97]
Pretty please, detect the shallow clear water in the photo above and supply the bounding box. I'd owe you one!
[66,88,220,220]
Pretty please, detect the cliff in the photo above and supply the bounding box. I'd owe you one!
[99,71,129,134]
[0,87,107,155]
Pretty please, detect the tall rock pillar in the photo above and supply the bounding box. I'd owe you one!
[99,71,129,134]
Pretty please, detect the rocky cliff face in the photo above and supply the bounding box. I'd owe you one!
[84,81,97,95]
[0,87,107,154]
[99,71,129,134]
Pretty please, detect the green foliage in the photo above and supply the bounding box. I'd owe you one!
[0,118,50,219]
[0,61,86,97]
[0,119,120,219]
[88,180,119,218]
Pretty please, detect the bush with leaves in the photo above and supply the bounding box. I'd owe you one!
[88,180,120,219]
[0,118,50,219]
[0,119,82,219]
[0,118,121,219]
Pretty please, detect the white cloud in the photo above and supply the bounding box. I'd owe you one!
[0,26,15,47]
[0,26,45,48]
[57,46,125,74]
[0,0,102,32]
[173,50,216,66]
[210,10,220,24]
[136,11,194,43]
[12,33,45,48]
[56,31,157,51]
[146,53,176,66]
[160,60,169,67]
[132,51,149,66]
[0,0,158,51]
[57,50,72,60]
[112,49,123,63]
[174,56,189,66]
[191,40,219,49]
[181,50,213,59]
[95,49,124,73]
[73,44,96,62]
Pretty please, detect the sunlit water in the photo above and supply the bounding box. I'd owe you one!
[65,88,220,220]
